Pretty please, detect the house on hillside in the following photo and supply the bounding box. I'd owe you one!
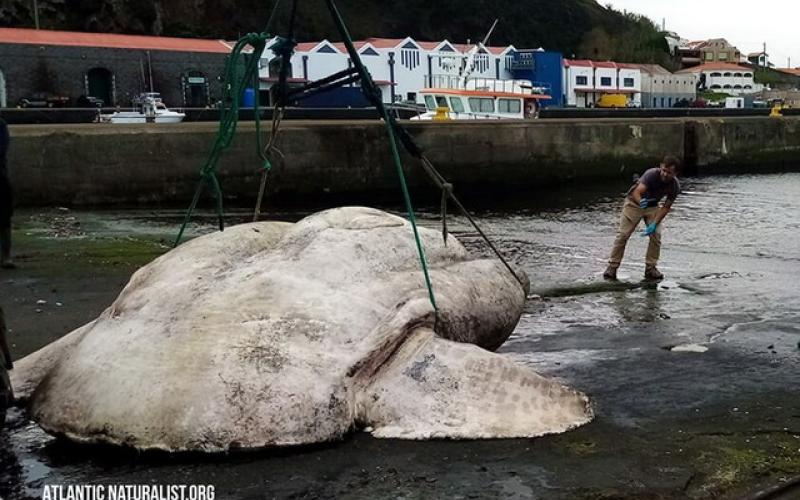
[678,38,742,69]
[746,51,773,68]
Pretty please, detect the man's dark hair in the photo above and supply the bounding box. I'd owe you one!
[662,155,681,172]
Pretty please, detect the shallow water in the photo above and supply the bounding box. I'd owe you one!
[1,173,799,499]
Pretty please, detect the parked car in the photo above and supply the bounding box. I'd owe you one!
[17,92,70,108]
[0,306,12,427]
[75,95,105,108]
[673,98,692,108]
[690,98,708,108]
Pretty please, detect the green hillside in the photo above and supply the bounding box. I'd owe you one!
[0,0,675,67]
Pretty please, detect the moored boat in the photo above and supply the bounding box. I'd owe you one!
[99,93,185,124]
[414,75,551,120]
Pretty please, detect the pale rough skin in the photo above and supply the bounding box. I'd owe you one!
[12,207,593,452]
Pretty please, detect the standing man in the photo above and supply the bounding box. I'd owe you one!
[0,117,14,269]
[603,155,681,281]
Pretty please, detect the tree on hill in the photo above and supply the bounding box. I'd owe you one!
[0,0,674,66]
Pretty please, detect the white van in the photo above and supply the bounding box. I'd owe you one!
[725,97,745,109]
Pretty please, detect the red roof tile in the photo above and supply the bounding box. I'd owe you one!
[416,41,440,50]
[295,41,322,52]
[331,42,366,52]
[592,61,618,69]
[0,27,232,53]
[675,62,754,73]
[363,38,407,49]
[564,59,593,68]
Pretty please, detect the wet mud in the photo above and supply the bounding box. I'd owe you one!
[1,173,799,499]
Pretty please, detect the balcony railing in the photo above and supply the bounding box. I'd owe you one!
[426,74,551,95]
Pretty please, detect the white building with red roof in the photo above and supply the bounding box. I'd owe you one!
[562,59,642,107]
[676,63,763,96]
[259,37,517,105]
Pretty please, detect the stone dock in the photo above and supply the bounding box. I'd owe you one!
[7,116,800,206]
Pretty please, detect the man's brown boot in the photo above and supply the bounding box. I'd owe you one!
[603,266,618,281]
[644,266,664,280]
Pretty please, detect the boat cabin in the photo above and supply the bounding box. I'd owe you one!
[417,78,550,120]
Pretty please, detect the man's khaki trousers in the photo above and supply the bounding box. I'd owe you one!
[607,199,662,269]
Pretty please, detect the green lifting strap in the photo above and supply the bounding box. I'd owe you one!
[324,0,439,317]
[174,0,286,246]
[173,32,273,246]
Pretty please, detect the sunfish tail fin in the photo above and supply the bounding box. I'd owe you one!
[357,329,593,440]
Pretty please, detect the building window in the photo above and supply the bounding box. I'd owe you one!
[661,97,665,107]
[600,76,612,86]
[705,52,714,61]
[744,73,753,78]
[400,49,420,70]
[623,77,634,87]
[723,72,732,77]
[576,75,588,86]
[710,72,722,77]
[734,72,742,77]
[719,52,728,61]
[653,98,658,108]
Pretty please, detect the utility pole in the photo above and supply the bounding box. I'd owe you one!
[32,0,40,29]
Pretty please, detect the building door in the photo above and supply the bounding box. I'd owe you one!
[0,69,6,108]
[87,67,114,106]
[183,71,209,108]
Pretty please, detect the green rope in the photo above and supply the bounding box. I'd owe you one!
[324,0,438,315]
[174,33,271,246]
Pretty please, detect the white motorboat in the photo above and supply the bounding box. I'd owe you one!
[100,93,185,124]
[413,76,551,120]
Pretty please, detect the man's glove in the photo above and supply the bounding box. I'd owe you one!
[642,222,658,237]
[639,198,651,209]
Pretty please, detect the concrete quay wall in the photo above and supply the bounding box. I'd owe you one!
[6,117,799,206]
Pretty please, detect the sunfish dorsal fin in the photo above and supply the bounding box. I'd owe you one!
[358,329,593,439]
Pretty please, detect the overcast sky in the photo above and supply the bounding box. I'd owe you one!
[605,0,799,68]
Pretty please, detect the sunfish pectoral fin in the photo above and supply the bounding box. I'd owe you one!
[11,319,97,403]
[357,328,593,440]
